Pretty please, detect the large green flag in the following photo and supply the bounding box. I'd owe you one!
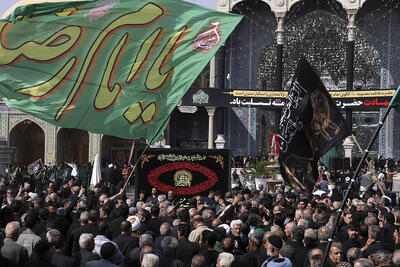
[0,0,242,143]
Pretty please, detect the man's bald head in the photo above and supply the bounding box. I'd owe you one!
[318,226,330,242]
[212,218,222,228]
[222,237,234,253]
[140,245,154,263]
[189,208,197,219]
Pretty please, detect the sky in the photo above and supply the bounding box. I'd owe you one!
[1,0,20,17]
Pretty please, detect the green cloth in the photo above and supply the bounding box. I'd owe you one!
[254,227,265,235]
[214,242,223,253]
[391,85,400,113]
[216,203,221,213]
[320,147,337,168]
[0,0,242,143]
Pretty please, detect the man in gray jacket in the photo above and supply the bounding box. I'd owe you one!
[1,221,29,267]
[17,213,41,258]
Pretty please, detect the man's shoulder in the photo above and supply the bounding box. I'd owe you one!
[30,257,57,267]
[80,249,100,260]
[4,238,24,249]
[343,238,360,245]
[113,234,128,242]
[149,218,161,223]
[178,238,197,247]
[86,259,117,267]
[71,225,84,235]
[0,255,16,267]
[82,223,99,234]
[111,217,124,224]
[197,225,211,231]
[19,231,41,240]
[85,259,100,267]
[291,241,306,250]
[52,252,74,265]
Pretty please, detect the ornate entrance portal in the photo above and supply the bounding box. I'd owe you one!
[9,120,44,166]
[101,135,133,167]
[57,129,89,166]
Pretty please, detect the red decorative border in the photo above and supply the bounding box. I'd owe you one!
[147,162,218,195]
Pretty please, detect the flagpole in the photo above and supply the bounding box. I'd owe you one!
[351,134,385,196]
[128,140,135,167]
[322,105,393,266]
[121,143,151,192]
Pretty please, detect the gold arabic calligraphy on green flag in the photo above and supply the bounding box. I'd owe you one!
[0,0,242,143]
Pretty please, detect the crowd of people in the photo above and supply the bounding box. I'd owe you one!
[0,156,399,267]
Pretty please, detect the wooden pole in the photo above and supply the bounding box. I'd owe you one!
[121,143,150,192]
[351,134,385,196]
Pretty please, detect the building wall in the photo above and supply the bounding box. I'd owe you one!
[216,0,400,158]
[0,103,101,165]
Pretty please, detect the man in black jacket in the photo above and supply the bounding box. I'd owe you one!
[199,230,219,266]
[289,225,307,267]
[176,224,199,267]
[361,225,384,257]
[326,242,343,267]
[110,204,129,239]
[148,206,162,236]
[113,221,139,257]
[342,222,361,256]
[71,233,99,267]
[380,212,396,252]
[99,206,113,225]
[102,164,113,188]
[67,210,99,255]
[29,240,56,267]
[154,222,171,251]
[137,209,153,234]
[48,231,74,267]
[237,233,266,267]
[110,165,122,196]
[159,236,183,267]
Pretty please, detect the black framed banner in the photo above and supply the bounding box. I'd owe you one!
[180,88,395,111]
[134,148,231,197]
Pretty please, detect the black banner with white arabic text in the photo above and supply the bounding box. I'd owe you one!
[181,88,394,110]
[278,58,350,193]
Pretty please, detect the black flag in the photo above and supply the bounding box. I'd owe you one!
[279,57,350,193]
[28,159,43,175]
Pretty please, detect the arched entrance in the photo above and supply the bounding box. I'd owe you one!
[9,120,44,166]
[101,135,134,167]
[57,128,89,166]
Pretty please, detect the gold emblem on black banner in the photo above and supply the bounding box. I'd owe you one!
[174,170,192,187]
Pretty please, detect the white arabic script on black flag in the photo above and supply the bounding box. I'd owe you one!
[279,57,350,193]
[28,159,43,175]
